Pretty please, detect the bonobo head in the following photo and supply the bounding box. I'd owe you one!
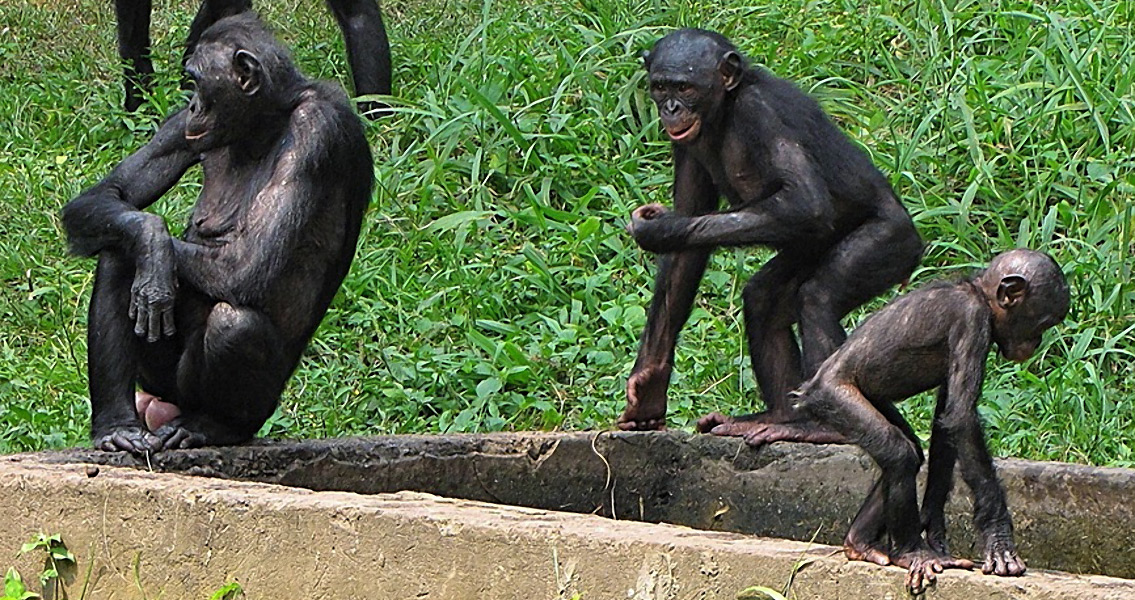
[642,29,745,144]
[977,249,1070,362]
[183,14,305,149]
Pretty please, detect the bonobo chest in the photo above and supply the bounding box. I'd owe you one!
[186,151,276,241]
[687,131,772,207]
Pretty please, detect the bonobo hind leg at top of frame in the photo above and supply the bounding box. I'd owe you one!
[62,14,373,454]
[114,0,391,115]
[745,249,1069,592]
[619,29,922,433]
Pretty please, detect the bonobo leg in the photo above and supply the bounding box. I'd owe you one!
[88,252,164,453]
[803,384,971,593]
[797,209,921,376]
[325,0,393,116]
[115,0,154,112]
[182,0,253,68]
[952,413,1027,577]
[620,249,712,430]
[921,388,957,555]
[697,253,809,435]
[150,302,287,450]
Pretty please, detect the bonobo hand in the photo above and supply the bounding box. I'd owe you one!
[627,203,676,253]
[130,255,177,343]
[981,532,1026,576]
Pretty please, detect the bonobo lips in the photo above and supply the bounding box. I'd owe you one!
[184,128,208,141]
[666,120,701,143]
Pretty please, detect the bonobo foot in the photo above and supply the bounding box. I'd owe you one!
[93,425,161,454]
[151,414,251,451]
[135,391,181,432]
[618,364,671,430]
[981,534,1026,577]
[843,537,891,567]
[696,412,847,447]
[891,546,975,594]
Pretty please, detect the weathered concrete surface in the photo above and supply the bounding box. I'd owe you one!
[2,457,1134,600]
[31,431,1135,579]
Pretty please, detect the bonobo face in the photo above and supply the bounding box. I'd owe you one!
[183,43,263,149]
[983,249,1070,362]
[644,30,743,145]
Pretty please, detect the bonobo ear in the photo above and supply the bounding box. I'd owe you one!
[720,51,743,91]
[640,49,652,71]
[996,274,1029,309]
[233,49,262,95]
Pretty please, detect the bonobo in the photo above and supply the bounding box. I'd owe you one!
[621,29,922,433]
[746,249,1069,592]
[62,14,373,453]
[114,0,392,113]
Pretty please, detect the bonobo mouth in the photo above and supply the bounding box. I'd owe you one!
[184,129,208,141]
[666,120,701,143]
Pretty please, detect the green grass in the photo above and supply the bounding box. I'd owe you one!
[0,0,1131,465]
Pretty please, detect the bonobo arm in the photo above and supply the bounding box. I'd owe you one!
[61,109,200,341]
[62,109,199,256]
[939,313,1026,577]
[619,149,718,430]
[171,103,331,305]
[630,139,834,253]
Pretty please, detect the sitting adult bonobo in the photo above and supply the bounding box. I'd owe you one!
[621,29,922,434]
[62,14,373,453]
[748,249,1069,592]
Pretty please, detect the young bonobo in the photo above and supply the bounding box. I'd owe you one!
[621,29,922,435]
[62,14,373,453]
[751,249,1069,592]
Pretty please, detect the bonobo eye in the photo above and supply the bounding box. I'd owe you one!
[678,83,695,94]
[650,81,665,93]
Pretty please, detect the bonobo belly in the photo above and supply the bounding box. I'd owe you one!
[857,349,947,403]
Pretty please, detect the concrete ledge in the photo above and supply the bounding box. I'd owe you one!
[32,431,1135,578]
[2,457,1134,599]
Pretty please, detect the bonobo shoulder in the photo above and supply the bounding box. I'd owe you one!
[287,83,370,165]
[292,83,363,131]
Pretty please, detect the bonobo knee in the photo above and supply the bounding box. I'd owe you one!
[798,278,835,314]
[878,435,924,475]
[204,302,279,362]
[743,275,781,316]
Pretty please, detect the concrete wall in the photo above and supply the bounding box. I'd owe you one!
[2,455,1134,600]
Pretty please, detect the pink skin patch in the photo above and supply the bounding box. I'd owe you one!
[135,391,181,432]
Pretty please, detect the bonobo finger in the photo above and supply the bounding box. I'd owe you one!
[147,305,161,342]
[162,308,176,337]
[134,301,148,338]
[905,568,924,594]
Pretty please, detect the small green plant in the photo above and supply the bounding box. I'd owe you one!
[2,568,36,600]
[737,586,788,600]
[20,534,75,598]
[209,582,244,600]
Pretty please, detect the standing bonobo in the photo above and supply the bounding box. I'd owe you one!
[752,249,1069,592]
[115,0,392,113]
[621,29,922,434]
[62,15,373,453]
